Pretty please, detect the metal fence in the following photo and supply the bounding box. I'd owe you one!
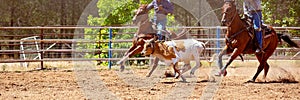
[0,26,299,69]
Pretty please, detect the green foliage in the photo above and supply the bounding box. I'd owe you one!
[262,0,300,27]
[261,0,300,36]
[85,0,158,66]
[86,0,139,66]
[140,0,152,4]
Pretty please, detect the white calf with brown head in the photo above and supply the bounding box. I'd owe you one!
[141,38,206,82]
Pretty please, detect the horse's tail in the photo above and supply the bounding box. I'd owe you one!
[267,26,299,48]
[277,33,299,48]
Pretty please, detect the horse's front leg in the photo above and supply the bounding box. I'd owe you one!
[117,44,136,71]
[216,46,228,76]
[117,44,136,64]
[146,57,159,77]
[219,48,244,76]
[118,45,143,71]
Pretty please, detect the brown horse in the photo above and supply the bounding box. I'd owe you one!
[117,4,187,76]
[216,1,299,82]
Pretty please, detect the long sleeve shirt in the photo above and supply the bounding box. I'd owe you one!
[243,0,262,14]
[147,0,174,15]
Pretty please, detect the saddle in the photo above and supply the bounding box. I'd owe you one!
[242,15,272,37]
[241,15,273,52]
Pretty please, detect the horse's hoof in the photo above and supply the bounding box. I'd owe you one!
[146,74,151,77]
[223,70,227,76]
[175,75,180,79]
[116,61,122,65]
[246,79,255,83]
[214,71,222,76]
[214,70,227,76]
[190,72,195,76]
[120,65,125,72]
[181,79,187,83]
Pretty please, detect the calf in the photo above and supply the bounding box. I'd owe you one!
[141,38,207,82]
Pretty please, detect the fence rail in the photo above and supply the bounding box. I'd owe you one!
[0,26,299,69]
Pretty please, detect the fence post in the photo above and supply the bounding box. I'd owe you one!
[40,28,44,69]
[216,26,221,53]
[108,28,112,69]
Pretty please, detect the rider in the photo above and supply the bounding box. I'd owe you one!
[147,0,174,40]
[243,0,263,53]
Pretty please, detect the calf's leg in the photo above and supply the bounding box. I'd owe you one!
[173,62,187,82]
[180,63,191,75]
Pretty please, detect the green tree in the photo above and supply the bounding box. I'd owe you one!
[262,0,300,27]
[86,0,155,66]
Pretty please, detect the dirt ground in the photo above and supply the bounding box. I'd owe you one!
[0,64,299,100]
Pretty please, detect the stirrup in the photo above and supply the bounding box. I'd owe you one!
[255,48,265,54]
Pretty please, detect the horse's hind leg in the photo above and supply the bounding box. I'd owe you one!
[248,54,266,82]
[262,50,274,80]
[264,63,270,80]
[248,63,264,82]
[261,47,275,81]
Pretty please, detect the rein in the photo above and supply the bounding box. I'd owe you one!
[226,28,247,42]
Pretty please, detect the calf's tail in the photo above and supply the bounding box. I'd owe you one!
[200,41,213,67]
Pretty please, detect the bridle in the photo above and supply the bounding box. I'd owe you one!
[223,2,248,48]
[222,2,238,27]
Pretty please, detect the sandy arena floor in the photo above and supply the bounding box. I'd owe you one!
[0,64,299,100]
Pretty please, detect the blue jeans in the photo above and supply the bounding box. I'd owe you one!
[251,11,263,48]
[153,14,167,40]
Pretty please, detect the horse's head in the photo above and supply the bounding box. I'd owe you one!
[132,4,149,25]
[221,0,237,26]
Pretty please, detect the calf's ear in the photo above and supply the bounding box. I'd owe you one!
[143,39,151,43]
[149,37,156,42]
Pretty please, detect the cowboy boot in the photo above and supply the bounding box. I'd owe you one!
[255,46,263,54]
[254,36,263,54]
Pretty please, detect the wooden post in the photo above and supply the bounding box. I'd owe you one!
[40,28,44,69]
